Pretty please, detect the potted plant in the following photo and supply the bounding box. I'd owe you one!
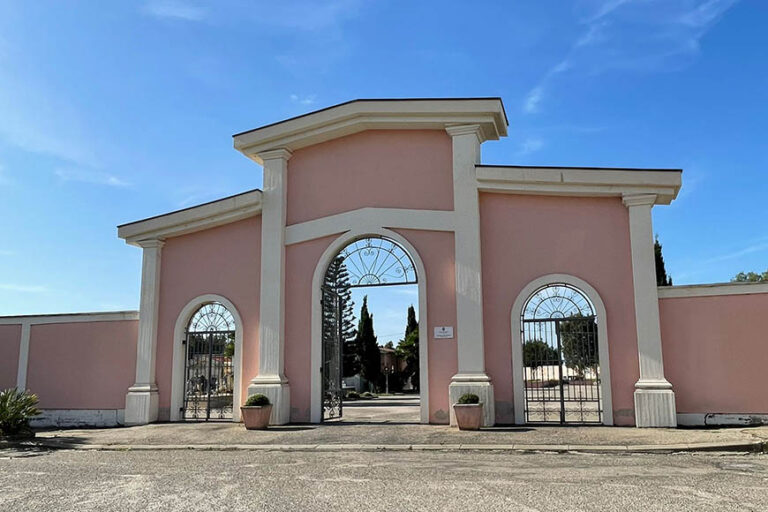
[453,393,483,431]
[240,393,272,430]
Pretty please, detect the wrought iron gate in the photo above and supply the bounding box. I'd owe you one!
[183,330,234,421]
[321,285,343,421]
[521,284,602,424]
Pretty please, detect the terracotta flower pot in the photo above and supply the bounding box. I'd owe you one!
[453,403,483,431]
[240,404,273,430]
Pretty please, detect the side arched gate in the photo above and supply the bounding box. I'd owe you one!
[521,284,602,424]
[183,302,236,421]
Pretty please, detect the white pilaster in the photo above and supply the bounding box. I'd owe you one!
[125,239,164,425]
[446,125,494,427]
[248,148,292,425]
[623,194,676,427]
[15,322,31,390]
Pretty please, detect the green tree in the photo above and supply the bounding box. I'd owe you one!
[396,304,419,391]
[324,256,359,377]
[355,296,380,390]
[560,314,599,378]
[523,339,559,379]
[732,269,768,283]
[405,304,418,338]
[655,235,673,286]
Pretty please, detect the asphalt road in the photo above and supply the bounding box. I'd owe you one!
[1,448,767,511]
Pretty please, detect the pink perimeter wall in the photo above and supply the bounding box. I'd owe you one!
[284,230,457,423]
[26,321,138,409]
[479,193,640,425]
[660,293,768,416]
[0,324,21,390]
[156,216,261,420]
[286,130,454,225]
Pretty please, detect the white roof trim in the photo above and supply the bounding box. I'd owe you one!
[0,311,139,326]
[476,165,682,205]
[118,189,262,246]
[658,282,768,299]
[233,98,508,164]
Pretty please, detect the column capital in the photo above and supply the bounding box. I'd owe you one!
[137,238,165,249]
[258,148,293,162]
[445,124,484,141]
[622,194,657,208]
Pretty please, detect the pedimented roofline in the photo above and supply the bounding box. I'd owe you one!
[233,98,508,164]
[117,189,262,246]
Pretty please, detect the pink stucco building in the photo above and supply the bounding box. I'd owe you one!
[2,98,766,428]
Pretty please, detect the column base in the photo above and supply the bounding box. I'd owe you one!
[449,374,495,427]
[124,385,159,426]
[248,376,291,425]
[634,384,677,428]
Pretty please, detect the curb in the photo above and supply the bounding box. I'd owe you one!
[4,439,765,454]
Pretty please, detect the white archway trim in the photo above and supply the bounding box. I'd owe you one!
[170,294,244,422]
[510,274,614,426]
[286,207,454,246]
[310,227,430,424]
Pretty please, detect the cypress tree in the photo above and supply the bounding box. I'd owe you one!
[405,304,418,338]
[355,296,381,390]
[398,304,420,391]
[654,235,672,286]
[323,256,359,377]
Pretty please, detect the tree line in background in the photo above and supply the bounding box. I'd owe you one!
[324,256,419,395]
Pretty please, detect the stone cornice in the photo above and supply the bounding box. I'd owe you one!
[233,98,508,164]
[622,193,658,207]
[258,148,293,162]
[477,166,681,205]
[117,189,262,246]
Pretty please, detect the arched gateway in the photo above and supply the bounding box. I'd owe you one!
[320,236,418,421]
[311,229,430,424]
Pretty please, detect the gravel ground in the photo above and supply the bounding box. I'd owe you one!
[1,448,767,511]
[36,421,768,448]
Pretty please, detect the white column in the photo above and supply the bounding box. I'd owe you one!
[623,194,677,427]
[445,125,494,426]
[248,148,292,424]
[15,322,31,390]
[125,239,164,425]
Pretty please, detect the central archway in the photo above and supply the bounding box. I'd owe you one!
[310,228,429,424]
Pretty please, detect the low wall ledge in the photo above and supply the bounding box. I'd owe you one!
[0,311,139,326]
[658,282,768,299]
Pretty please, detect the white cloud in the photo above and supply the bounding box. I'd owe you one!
[290,94,317,106]
[518,137,545,156]
[55,168,130,187]
[524,0,740,113]
[249,0,363,32]
[142,0,206,22]
[523,86,544,114]
[0,283,48,293]
[701,238,768,264]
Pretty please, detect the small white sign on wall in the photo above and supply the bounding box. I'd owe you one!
[434,326,454,339]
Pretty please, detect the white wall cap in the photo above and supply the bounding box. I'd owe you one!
[658,281,768,298]
[117,189,262,246]
[233,98,508,164]
[477,165,682,204]
[0,311,139,325]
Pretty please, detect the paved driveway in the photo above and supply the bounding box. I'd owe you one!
[1,449,767,511]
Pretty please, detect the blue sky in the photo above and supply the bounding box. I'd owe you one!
[1,1,766,335]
